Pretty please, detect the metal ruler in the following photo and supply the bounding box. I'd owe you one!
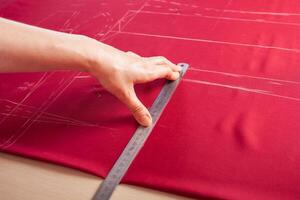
[92,63,189,200]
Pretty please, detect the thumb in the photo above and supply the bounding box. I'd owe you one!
[124,86,152,126]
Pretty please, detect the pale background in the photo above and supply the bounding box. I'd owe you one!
[0,152,195,200]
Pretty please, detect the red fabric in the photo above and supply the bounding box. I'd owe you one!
[1,0,300,199]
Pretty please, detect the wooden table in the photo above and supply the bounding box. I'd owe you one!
[0,153,193,200]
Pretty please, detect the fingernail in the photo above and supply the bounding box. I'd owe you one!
[175,64,182,71]
[140,113,152,127]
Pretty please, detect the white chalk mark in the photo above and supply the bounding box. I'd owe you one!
[0,113,91,127]
[201,14,300,27]
[100,11,131,41]
[0,135,14,147]
[205,8,300,16]
[153,0,167,3]
[1,112,85,126]
[0,73,50,126]
[1,73,79,148]
[113,31,300,53]
[269,81,283,85]
[74,75,91,79]
[184,78,270,93]
[211,0,233,30]
[169,1,181,6]
[116,2,149,34]
[17,86,28,91]
[62,11,77,29]
[100,0,149,42]
[100,31,120,42]
[189,67,300,85]
[0,99,96,126]
[129,10,300,27]
[183,78,300,102]
[36,10,75,26]
[0,100,114,131]
[0,74,74,147]
[1,71,116,149]
[0,73,77,147]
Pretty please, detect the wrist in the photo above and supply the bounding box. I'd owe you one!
[76,35,125,76]
[52,33,100,73]
[64,34,97,72]
[71,34,106,74]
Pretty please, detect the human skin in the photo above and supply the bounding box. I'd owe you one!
[0,17,181,126]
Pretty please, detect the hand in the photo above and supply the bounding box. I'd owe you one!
[86,43,181,126]
[0,18,181,126]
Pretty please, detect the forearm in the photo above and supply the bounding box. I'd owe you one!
[0,17,100,73]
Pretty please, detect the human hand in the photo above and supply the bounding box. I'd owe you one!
[86,43,181,126]
[0,18,181,127]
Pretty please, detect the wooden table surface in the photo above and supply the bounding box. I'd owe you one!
[0,152,194,200]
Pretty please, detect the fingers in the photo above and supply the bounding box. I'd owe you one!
[152,66,180,81]
[119,86,152,127]
[145,56,182,81]
[147,56,182,72]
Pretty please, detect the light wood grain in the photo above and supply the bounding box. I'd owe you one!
[0,153,194,200]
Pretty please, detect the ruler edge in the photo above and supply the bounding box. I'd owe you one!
[92,63,189,200]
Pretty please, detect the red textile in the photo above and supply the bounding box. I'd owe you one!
[1,0,300,199]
